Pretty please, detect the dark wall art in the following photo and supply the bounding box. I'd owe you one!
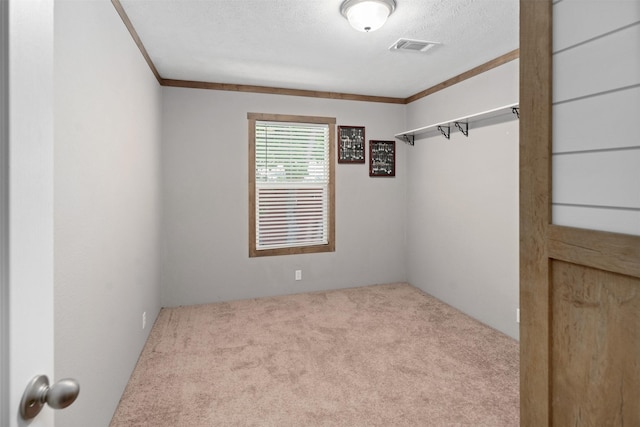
[338,125,365,163]
[369,140,395,177]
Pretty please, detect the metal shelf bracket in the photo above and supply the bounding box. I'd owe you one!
[437,125,450,140]
[400,134,414,146]
[454,121,468,137]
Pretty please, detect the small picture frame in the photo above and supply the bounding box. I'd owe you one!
[369,140,395,177]
[338,125,366,163]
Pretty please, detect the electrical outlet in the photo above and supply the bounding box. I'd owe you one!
[295,270,302,281]
[516,308,520,324]
[142,311,147,329]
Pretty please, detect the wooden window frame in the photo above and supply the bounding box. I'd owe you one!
[248,112,336,257]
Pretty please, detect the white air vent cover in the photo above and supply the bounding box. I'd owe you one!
[389,38,439,53]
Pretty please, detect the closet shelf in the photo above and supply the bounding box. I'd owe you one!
[396,103,519,145]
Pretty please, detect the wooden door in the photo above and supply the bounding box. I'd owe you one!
[520,0,640,425]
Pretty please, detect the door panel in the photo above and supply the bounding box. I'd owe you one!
[551,0,640,237]
[520,0,640,425]
[553,86,640,153]
[552,22,640,104]
[553,150,640,209]
[553,0,640,52]
[2,1,55,426]
[551,260,640,426]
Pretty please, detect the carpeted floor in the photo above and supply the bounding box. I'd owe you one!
[110,283,519,426]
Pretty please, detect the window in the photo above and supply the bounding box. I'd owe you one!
[248,113,335,257]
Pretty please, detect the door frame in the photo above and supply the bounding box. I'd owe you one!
[1,0,9,423]
[520,0,640,424]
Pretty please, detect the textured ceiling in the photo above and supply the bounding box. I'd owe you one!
[118,0,519,98]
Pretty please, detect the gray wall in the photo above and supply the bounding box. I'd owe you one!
[160,87,407,306]
[552,0,640,236]
[51,3,519,424]
[54,1,162,426]
[405,61,520,339]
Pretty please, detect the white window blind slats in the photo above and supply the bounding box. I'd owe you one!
[255,121,330,250]
[257,188,328,249]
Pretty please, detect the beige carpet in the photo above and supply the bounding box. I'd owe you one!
[111,283,519,426]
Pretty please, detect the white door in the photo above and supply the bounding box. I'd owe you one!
[1,1,58,426]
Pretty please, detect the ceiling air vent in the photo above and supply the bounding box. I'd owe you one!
[389,38,439,53]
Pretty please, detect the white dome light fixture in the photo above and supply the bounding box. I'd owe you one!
[340,0,397,32]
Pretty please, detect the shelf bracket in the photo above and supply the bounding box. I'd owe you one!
[400,134,414,146]
[512,107,520,119]
[454,121,468,137]
[437,125,450,140]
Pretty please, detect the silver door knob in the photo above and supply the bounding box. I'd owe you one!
[19,374,80,420]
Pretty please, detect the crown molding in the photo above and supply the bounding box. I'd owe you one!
[111,0,162,84]
[112,0,519,105]
[160,79,406,104]
[404,49,520,104]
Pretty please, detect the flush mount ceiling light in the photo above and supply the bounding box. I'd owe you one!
[340,0,397,32]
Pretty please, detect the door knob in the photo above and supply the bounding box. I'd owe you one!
[19,375,80,420]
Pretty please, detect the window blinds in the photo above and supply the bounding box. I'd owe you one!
[255,121,330,250]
